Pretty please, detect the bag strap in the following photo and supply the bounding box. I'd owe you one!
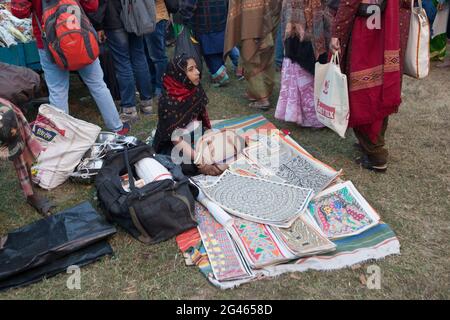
[33,12,46,39]
[129,206,153,244]
[331,52,340,66]
[414,0,423,10]
[123,147,136,191]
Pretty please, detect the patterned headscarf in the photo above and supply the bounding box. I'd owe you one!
[153,54,211,153]
[281,0,330,59]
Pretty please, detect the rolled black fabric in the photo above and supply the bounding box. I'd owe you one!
[0,240,113,292]
[0,201,116,291]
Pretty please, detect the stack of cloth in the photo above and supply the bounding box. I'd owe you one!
[0,5,33,47]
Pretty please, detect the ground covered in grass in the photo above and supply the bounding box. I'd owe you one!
[0,61,449,300]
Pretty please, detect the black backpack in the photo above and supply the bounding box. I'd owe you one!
[95,144,197,244]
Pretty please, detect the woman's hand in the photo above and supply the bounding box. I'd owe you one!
[197,164,224,176]
[330,38,341,55]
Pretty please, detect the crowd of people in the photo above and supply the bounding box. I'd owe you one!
[1,0,447,215]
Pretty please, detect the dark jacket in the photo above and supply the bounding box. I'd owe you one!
[86,0,107,30]
[179,0,228,35]
[102,0,124,30]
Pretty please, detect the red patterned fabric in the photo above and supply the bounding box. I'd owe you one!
[0,98,42,196]
[333,0,402,143]
[163,75,198,102]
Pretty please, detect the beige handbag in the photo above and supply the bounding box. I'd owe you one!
[404,0,430,79]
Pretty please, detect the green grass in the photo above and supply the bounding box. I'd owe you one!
[0,61,449,300]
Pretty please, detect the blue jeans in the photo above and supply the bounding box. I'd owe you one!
[275,24,284,68]
[204,53,225,75]
[229,47,240,68]
[106,29,152,108]
[145,20,168,97]
[423,0,437,36]
[38,49,123,131]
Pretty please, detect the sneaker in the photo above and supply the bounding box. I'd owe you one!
[116,122,130,136]
[120,107,138,123]
[211,66,230,88]
[139,99,153,115]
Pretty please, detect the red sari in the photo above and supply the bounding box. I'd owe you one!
[332,0,403,143]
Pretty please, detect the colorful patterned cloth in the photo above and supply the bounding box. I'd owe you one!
[275,58,324,128]
[176,115,400,289]
[0,98,42,197]
[195,203,251,280]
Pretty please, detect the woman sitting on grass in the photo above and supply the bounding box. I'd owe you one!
[152,54,225,176]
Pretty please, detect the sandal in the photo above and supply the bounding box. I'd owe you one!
[248,100,271,111]
[27,196,56,217]
[355,154,387,173]
[243,92,257,101]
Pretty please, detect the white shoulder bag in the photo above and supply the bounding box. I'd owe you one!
[404,0,430,79]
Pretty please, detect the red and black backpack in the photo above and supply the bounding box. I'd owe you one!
[36,0,100,71]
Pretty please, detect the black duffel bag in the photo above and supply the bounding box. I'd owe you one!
[95,144,197,244]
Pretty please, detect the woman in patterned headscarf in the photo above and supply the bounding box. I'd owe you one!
[275,0,332,128]
[153,54,224,176]
[330,0,411,172]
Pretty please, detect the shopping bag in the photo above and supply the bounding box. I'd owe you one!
[314,53,349,138]
[174,25,203,75]
[430,4,449,60]
[31,104,101,190]
[404,0,430,79]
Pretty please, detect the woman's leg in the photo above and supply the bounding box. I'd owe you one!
[353,117,389,171]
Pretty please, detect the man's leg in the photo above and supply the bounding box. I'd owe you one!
[106,29,139,122]
[129,33,153,113]
[38,49,70,113]
[78,58,124,132]
[145,20,169,98]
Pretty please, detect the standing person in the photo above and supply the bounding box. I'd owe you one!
[0,98,54,216]
[11,0,129,135]
[224,0,282,110]
[275,0,331,128]
[85,0,121,101]
[145,0,170,99]
[99,0,154,122]
[330,0,410,172]
[179,0,231,87]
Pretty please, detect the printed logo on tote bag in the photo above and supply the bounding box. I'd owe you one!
[317,101,336,120]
